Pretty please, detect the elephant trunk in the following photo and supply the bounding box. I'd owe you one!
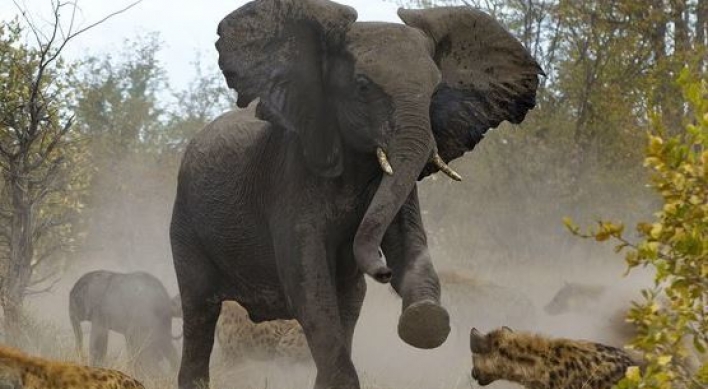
[353,103,434,283]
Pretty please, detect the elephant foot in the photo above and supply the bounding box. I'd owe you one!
[397,300,450,349]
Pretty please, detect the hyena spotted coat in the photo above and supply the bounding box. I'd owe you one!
[469,327,641,389]
[0,345,145,389]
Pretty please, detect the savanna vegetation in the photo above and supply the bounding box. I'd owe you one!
[0,0,706,388]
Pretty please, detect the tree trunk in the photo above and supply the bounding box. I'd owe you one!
[697,0,707,71]
[1,160,34,345]
[663,0,690,132]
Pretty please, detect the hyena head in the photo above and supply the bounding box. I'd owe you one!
[469,326,541,386]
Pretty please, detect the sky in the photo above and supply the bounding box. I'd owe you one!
[1,0,402,90]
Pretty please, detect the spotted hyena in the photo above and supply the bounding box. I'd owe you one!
[0,344,144,389]
[469,326,640,389]
[216,301,310,364]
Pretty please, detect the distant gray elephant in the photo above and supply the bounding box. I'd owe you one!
[171,1,542,389]
[69,270,180,375]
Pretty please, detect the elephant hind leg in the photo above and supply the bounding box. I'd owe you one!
[88,320,109,367]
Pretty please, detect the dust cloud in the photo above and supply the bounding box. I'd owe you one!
[16,128,656,389]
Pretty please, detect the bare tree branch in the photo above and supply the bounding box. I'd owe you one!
[26,115,73,171]
[11,0,48,49]
[0,142,14,160]
[25,275,61,296]
[30,242,65,272]
[32,215,69,241]
[52,0,144,62]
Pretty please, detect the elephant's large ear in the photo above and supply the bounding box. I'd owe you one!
[216,0,357,177]
[398,7,544,178]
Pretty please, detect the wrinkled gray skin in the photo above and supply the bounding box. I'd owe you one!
[171,1,542,388]
[69,270,180,376]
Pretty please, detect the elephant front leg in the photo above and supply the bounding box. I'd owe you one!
[88,319,109,367]
[273,225,360,389]
[336,248,367,355]
[381,187,450,349]
[172,237,222,389]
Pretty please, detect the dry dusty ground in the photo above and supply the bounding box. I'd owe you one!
[7,242,655,389]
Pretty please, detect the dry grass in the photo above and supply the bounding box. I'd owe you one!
[1,299,480,389]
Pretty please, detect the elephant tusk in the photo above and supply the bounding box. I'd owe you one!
[431,153,462,181]
[376,147,394,176]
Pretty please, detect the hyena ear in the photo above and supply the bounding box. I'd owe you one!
[470,328,491,354]
[501,326,514,333]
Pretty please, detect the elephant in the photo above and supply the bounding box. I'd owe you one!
[170,1,542,388]
[69,270,181,376]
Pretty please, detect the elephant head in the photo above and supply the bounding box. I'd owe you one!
[215,0,542,282]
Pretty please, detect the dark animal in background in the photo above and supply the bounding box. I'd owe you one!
[543,281,607,315]
[438,269,538,338]
[170,0,542,388]
[69,270,180,377]
[469,326,640,389]
[543,281,707,374]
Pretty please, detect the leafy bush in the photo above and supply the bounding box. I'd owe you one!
[565,70,707,389]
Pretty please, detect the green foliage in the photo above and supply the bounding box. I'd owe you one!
[74,33,168,156]
[565,71,708,389]
[0,17,90,295]
[164,56,236,152]
[70,37,233,269]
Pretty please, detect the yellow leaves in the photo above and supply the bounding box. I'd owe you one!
[594,221,625,242]
[625,251,640,269]
[595,230,611,241]
[656,355,672,366]
[649,134,664,151]
[649,223,662,239]
[671,172,686,190]
[649,302,662,314]
[697,362,708,385]
[644,156,663,169]
[625,365,641,381]
[638,222,654,235]
[688,194,702,205]
[568,75,708,389]
[562,217,579,234]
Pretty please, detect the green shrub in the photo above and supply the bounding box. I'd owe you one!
[565,69,707,389]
